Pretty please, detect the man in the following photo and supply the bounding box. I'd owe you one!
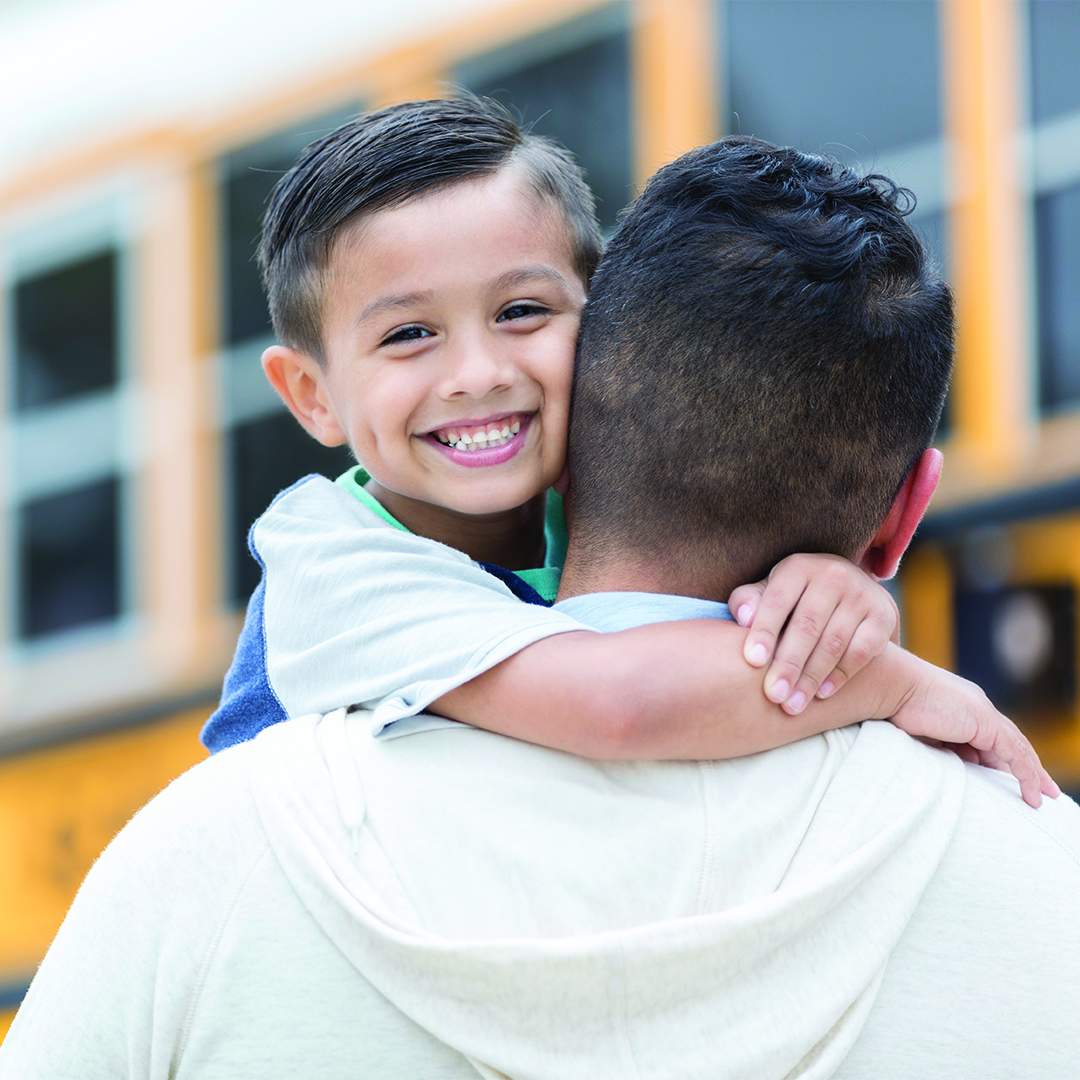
[3,138,1078,1080]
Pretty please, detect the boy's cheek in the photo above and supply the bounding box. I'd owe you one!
[539,425,569,490]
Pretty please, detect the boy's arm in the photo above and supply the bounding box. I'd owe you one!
[203,475,597,751]
[433,630,1055,807]
[228,478,1051,806]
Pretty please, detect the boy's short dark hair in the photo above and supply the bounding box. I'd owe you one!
[568,136,953,585]
[259,95,604,363]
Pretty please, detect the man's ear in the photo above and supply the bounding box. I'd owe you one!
[858,448,942,580]
[261,345,347,447]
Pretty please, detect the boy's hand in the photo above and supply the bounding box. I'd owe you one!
[730,553,899,715]
[889,651,1059,809]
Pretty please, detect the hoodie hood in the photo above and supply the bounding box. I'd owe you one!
[251,710,964,1080]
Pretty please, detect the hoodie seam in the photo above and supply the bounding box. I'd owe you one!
[693,762,720,914]
[615,944,646,1080]
[171,839,273,1076]
[982,780,1080,869]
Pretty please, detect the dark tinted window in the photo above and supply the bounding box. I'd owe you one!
[14,250,118,410]
[228,412,354,602]
[221,106,358,347]
[460,23,633,228]
[955,584,1076,718]
[1030,0,1080,124]
[914,210,949,279]
[1036,182,1080,412]
[722,0,941,164]
[19,477,121,639]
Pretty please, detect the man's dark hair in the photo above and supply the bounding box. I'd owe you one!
[568,136,953,588]
[259,95,603,363]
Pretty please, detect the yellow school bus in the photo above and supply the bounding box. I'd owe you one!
[1,0,1078,1034]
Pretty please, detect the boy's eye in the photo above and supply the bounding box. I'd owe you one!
[496,303,550,323]
[380,325,432,347]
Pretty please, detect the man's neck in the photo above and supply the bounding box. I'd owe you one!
[556,542,739,604]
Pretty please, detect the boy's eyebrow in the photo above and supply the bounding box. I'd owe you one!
[355,291,434,327]
[488,266,573,293]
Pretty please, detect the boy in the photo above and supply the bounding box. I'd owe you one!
[203,97,1051,803]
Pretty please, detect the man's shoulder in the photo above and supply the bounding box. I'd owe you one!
[838,760,1080,1079]
[105,739,267,873]
[956,760,1080,867]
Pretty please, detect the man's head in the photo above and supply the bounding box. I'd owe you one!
[259,95,603,364]
[566,136,952,596]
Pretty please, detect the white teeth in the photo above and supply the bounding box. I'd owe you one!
[436,418,525,451]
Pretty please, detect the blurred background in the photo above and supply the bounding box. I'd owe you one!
[1,0,1079,1033]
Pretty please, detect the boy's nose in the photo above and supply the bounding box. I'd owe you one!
[439,337,516,399]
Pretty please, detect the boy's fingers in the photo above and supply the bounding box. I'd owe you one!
[728,582,766,630]
[812,605,895,701]
[764,594,854,706]
[777,613,860,712]
[1041,767,1061,798]
[743,576,809,667]
[1019,774,1043,809]
[978,719,1046,808]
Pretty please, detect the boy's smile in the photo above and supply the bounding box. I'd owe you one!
[273,167,586,548]
[427,411,529,461]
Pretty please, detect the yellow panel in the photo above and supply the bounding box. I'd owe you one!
[1006,515,1080,788]
[940,0,1033,480]
[632,0,718,186]
[0,708,208,982]
[0,1008,15,1044]
[901,518,1080,788]
[899,545,954,671]
[1009,515,1080,583]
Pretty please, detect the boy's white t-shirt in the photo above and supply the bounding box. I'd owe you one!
[201,469,591,750]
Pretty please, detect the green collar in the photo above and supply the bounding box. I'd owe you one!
[335,465,564,603]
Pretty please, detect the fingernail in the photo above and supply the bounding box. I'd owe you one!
[748,643,768,665]
[768,679,789,703]
[818,679,835,699]
[787,691,807,713]
[736,604,753,627]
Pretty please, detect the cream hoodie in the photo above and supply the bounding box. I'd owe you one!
[8,700,1080,1080]
[251,708,965,1080]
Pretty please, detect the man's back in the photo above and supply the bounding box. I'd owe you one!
[839,762,1080,1078]
[258,710,1080,1079]
[6,708,1077,1080]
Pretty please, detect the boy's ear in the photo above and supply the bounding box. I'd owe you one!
[261,345,347,448]
[858,448,942,580]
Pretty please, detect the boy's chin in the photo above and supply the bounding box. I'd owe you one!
[439,482,552,519]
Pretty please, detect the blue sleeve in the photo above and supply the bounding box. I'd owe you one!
[200,561,288,754]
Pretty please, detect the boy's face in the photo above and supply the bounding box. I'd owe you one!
[295,168,586,525]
